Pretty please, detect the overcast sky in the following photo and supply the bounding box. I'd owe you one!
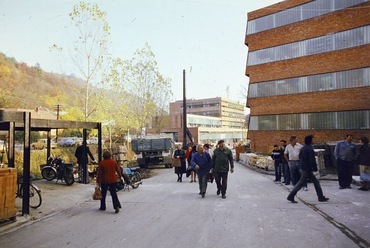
[0,0,281,103]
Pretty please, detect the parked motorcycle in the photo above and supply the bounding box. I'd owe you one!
[41,156,75,186]
[116,167,142,191]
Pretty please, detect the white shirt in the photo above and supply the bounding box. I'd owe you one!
[284,143,303,161]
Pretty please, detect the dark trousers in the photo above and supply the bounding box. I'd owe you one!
[274,161,282,181]
[337,159,353,188]
[282,161,290,184]
[289,160,307,188]
[100,183,121,210]
[288,170,325,200]
[198,174,208,194]
[214,172,228,196]
[176,173,183,181]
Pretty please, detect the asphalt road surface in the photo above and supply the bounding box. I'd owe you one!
[0,162,363,248]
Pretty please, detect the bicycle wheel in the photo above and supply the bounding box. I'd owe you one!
[41,167,56,181]
[19,184,42,208]
[130,173,141,189]
[29,184,42,208]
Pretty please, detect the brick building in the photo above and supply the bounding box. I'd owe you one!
[245,0,370,153]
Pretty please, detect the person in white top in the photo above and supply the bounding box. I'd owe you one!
[284,136,308,191]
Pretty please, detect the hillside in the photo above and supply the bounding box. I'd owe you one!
[0,52,84,111]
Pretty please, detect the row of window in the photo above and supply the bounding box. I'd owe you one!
[248,67,370,98]
[188,116,221,128]
[191,111,220,117]
[247,25,370,66]
[221,101,245,111]
[199,132,243,142]
[249,110,370,131]
[247,0,367,35]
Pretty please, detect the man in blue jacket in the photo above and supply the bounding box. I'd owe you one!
[190,144,213,198]
[334,134,357,189]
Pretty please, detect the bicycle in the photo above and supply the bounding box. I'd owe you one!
[16,175,42,209]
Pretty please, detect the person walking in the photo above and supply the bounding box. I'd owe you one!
[186,144,197,182]
[357,136,370,191]
[190,144,213,198]
[287,135,329,203]
[96,151,123,213]
[271,144,283,182]
[213,140,234,199]
[174,144,186,182]
[284,136,307,191]
[334,134,358,189]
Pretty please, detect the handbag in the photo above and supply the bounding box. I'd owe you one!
[172,158,181,167]
[207,172,214,183]
[186,167,192,177]
[93,186,102,200]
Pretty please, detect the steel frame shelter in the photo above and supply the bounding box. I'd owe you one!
[0,109,102,215]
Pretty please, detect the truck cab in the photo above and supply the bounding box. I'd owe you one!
[131,134,174,168]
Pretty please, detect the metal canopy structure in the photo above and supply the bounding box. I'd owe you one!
[0,109,102,215]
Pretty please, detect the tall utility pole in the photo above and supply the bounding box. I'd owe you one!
[54,104,62,142]
[182,69,187,150]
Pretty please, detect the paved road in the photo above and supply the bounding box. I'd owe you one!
[0,162,369,248]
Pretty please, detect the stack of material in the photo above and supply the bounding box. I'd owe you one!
[113,145,127,167]
[0,168,17,221]
[239,153,249,164]
[256,157,268,170]
[248,155,259,167]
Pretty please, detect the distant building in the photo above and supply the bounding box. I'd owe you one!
[160,97,246,146]
[245,0,370,153]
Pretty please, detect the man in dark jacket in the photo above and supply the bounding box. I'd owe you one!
[287,135,329,203]
[271,144,283,182]
[213,140,234,199]
[75,142,96,182]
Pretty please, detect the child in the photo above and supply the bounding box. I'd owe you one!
[271,144,283,182]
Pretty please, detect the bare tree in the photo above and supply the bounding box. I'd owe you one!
[68,2,110,121]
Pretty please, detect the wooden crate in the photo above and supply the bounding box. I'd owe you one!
[0,168,17,221]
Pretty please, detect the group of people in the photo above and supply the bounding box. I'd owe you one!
[271,136,307,190]
[80,133,370,212]
[173,140,234,199]
[270,134,370,204]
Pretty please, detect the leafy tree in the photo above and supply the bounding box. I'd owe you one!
[15,131,40,143]
[123,43,173,134]
[0,88,13,108]
[60,129,82,138]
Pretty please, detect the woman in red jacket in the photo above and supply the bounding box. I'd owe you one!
[97,151,123,213]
